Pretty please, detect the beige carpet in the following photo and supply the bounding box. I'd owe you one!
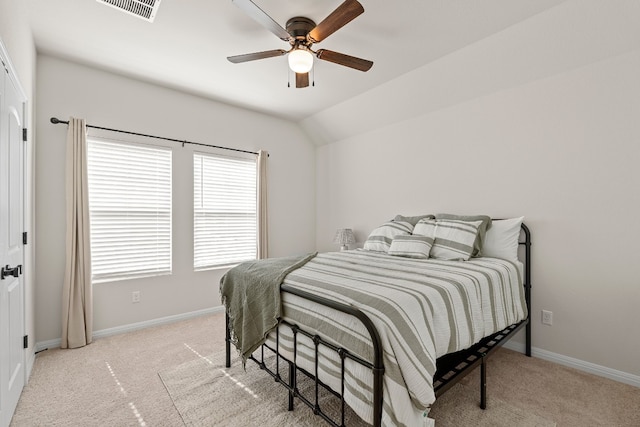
[159,350,556,427]
[11,312,640,426]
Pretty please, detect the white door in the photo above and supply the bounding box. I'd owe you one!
[0,55,26,427]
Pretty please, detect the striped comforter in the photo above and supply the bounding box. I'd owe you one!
[261,250,527,426]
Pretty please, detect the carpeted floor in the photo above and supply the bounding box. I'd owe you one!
[158,350,555,427]
[10,311,640,426]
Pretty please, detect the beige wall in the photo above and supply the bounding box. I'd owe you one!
[315,44,640,380]
[0,0,37,368]
[35,55,316,343]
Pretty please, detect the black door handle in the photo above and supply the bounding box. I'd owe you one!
[1,264,22,280]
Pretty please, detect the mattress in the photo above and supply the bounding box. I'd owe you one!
[260,249,528,426]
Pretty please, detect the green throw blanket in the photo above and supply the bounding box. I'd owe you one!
[220,252,317,365]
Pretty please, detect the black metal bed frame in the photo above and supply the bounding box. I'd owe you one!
[225,223,532,427]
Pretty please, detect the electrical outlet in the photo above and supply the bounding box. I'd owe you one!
[542,309,553,326]
[132,291,141,303]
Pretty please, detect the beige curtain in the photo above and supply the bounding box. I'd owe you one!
[257,150,269,259]
[61,117,93,349]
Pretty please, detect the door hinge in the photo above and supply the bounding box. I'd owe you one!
[23,231,28,245]
[23,128,27,142]
[23,335,28,349]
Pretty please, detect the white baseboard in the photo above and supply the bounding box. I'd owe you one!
[502,341,640,388]
[34,306,225,353]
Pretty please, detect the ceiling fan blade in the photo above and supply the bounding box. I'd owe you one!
[296,72,309,88]
[227,49,287,63]
[232,0,291,41]
[316,49,373,72]
[308,0,364,44]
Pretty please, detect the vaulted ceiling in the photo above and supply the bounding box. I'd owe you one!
[27,0,567,122]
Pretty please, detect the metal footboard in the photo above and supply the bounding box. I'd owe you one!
[226,285,385,427]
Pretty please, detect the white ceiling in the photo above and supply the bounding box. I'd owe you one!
[27,0,567,121]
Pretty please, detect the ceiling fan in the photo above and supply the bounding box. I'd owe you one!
[227,0,374,88]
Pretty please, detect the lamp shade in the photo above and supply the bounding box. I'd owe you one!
[333,228,356,250]
[288,48,314,73]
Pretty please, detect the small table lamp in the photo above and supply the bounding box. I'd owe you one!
[333,228,356,251]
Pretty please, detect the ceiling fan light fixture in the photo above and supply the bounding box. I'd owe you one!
[288,48,314,73]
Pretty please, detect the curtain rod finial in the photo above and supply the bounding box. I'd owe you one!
[50,117,70,125]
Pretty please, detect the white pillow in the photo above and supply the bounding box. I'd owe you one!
[414,218,482,261]
[363,221,413,253]
[480,217,524,261]
[388,235,434,259]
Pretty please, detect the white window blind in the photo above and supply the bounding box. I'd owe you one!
[194,152,257,269]
[87,138,172,283]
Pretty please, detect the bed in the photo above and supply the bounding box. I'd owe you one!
[223,218,531,426]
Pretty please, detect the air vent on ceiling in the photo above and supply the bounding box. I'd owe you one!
[97,0,162,23]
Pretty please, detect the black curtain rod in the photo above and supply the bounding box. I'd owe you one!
[50,117,262,156]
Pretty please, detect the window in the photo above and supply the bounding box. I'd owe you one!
[194,152,257,269]
[87,138,172,282]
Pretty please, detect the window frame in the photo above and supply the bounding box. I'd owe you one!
[193,150,258,271]
[86,136,173,283]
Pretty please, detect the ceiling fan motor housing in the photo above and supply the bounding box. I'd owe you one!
[286,17,316,40]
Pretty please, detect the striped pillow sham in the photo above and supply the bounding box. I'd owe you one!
[363,221,413,253]
[434,214,492,257]
[414,218,482,261]
[388,234,434,259]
